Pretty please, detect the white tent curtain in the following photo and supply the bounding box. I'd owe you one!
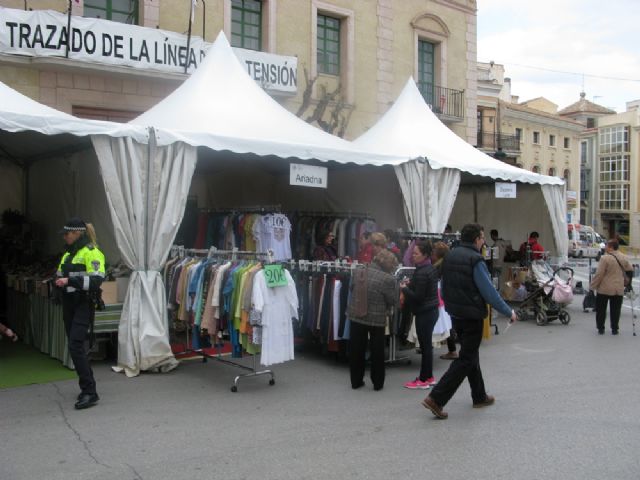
[393,159,460,232]
[541,183,569,262]
[92,132,197,377]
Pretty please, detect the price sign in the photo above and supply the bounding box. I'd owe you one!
[264,265,288,288]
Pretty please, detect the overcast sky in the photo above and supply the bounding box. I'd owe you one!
[477,0,640,113]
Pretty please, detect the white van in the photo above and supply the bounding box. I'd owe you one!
[568,224,604,259]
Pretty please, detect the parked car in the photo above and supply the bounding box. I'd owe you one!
[568,224,602,260]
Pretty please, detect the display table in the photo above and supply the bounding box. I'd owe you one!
[6,287,122,369]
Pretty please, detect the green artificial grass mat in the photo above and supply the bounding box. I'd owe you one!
[0,340,76,389]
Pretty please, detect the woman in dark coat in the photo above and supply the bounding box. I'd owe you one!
[401,240,440,389]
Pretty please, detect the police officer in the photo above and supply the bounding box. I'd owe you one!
[54,218,105,410]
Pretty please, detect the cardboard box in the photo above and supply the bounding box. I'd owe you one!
[101,281,117,304]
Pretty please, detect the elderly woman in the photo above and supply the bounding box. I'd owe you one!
[348,249,398,391]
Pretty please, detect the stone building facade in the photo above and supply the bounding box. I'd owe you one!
[0,0,478,143]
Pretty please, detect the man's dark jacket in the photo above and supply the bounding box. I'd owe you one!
[442,242,487,320]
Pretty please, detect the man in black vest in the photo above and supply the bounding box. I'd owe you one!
[422,223,517,419]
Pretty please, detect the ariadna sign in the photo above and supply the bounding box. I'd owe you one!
[0,6,297,94]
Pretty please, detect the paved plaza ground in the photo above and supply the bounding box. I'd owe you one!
[2,288,640,480]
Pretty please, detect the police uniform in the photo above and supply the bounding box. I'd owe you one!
[57,218,105,409]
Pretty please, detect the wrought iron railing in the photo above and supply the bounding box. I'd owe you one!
[476,132,521,152]
[419,84,465,120]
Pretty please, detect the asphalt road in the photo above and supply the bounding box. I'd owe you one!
[2,291,640,480]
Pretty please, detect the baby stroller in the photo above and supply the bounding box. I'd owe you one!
[514,260,574,326]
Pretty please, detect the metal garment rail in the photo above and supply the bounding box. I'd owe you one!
[169,246,276,392]
[388,266,414,366]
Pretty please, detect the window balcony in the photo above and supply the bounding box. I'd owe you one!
[476,132,521,152]
[419,85,465,122]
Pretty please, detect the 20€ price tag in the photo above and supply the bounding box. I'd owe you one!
[264,264,288,288]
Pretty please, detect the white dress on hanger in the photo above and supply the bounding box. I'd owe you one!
[251,269,298,366]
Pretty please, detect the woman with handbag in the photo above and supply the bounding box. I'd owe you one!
[590,239,633,335]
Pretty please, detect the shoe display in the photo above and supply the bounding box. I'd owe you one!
[74,393,99,410]
[473,395,495,408]
[440,352,458,360]
[404,377,435,389]
[421,396,448,419]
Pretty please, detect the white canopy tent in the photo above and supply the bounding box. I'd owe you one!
[0,80,148,262]
[91,32,413,377]
[353,78,568,260]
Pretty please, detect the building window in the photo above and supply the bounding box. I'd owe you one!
[231,0,262,51]
[587,118,595,128]
[548,167,556,176]
[317,14,341,75]
[549,134,556,147]
[532,165,540,173]
[515,128,523,143]
[418,40,436,107]
[84,0,138,24]
[599,154,630,182]
[533,131,540,144]
[599,184,629,210]
[564,169,570,186]
[564,137,570,149]
[599,125,630,154]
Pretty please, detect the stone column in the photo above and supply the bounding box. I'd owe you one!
[465,9,478,145]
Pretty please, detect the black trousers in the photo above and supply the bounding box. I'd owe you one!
[595,293,623,332]
[349,321,385,389]
[63,295,97,395]
[414,308,439,381]
[429,316,486,407]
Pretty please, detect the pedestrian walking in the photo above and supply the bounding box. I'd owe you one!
[590,238,633,335]
[422,223,517,419]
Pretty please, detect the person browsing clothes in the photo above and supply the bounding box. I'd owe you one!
[422,223,517,419]
[348,249,398,391]
[55,218,105,410]
[401,240,440,389]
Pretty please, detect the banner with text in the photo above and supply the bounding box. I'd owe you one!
[0,7,297,93]
[495,182,517,198]
[290,164,327,189]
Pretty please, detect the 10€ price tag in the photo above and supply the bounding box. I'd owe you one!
[264,265,288,288]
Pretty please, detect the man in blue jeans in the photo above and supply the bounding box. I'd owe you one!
[422,223,517,419]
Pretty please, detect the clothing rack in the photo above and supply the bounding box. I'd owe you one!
[290,210,374,220]
[170,245,276,392]
[398,231,461,242]
[388,266,414,366]
[285,258,364,273]
[199,205,282,214]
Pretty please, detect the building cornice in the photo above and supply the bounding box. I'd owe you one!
[431,0,477,15]
[503,106,584,132]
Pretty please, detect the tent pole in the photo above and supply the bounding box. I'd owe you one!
[473,187,478,223]
[144,128,156,270]
[65,0,72,59]
[23,164,30,219]
[184,1,194,74]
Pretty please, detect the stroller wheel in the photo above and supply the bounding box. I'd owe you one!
[559,310,571,325]
[516,308,528,321]
[535,310,548,326]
